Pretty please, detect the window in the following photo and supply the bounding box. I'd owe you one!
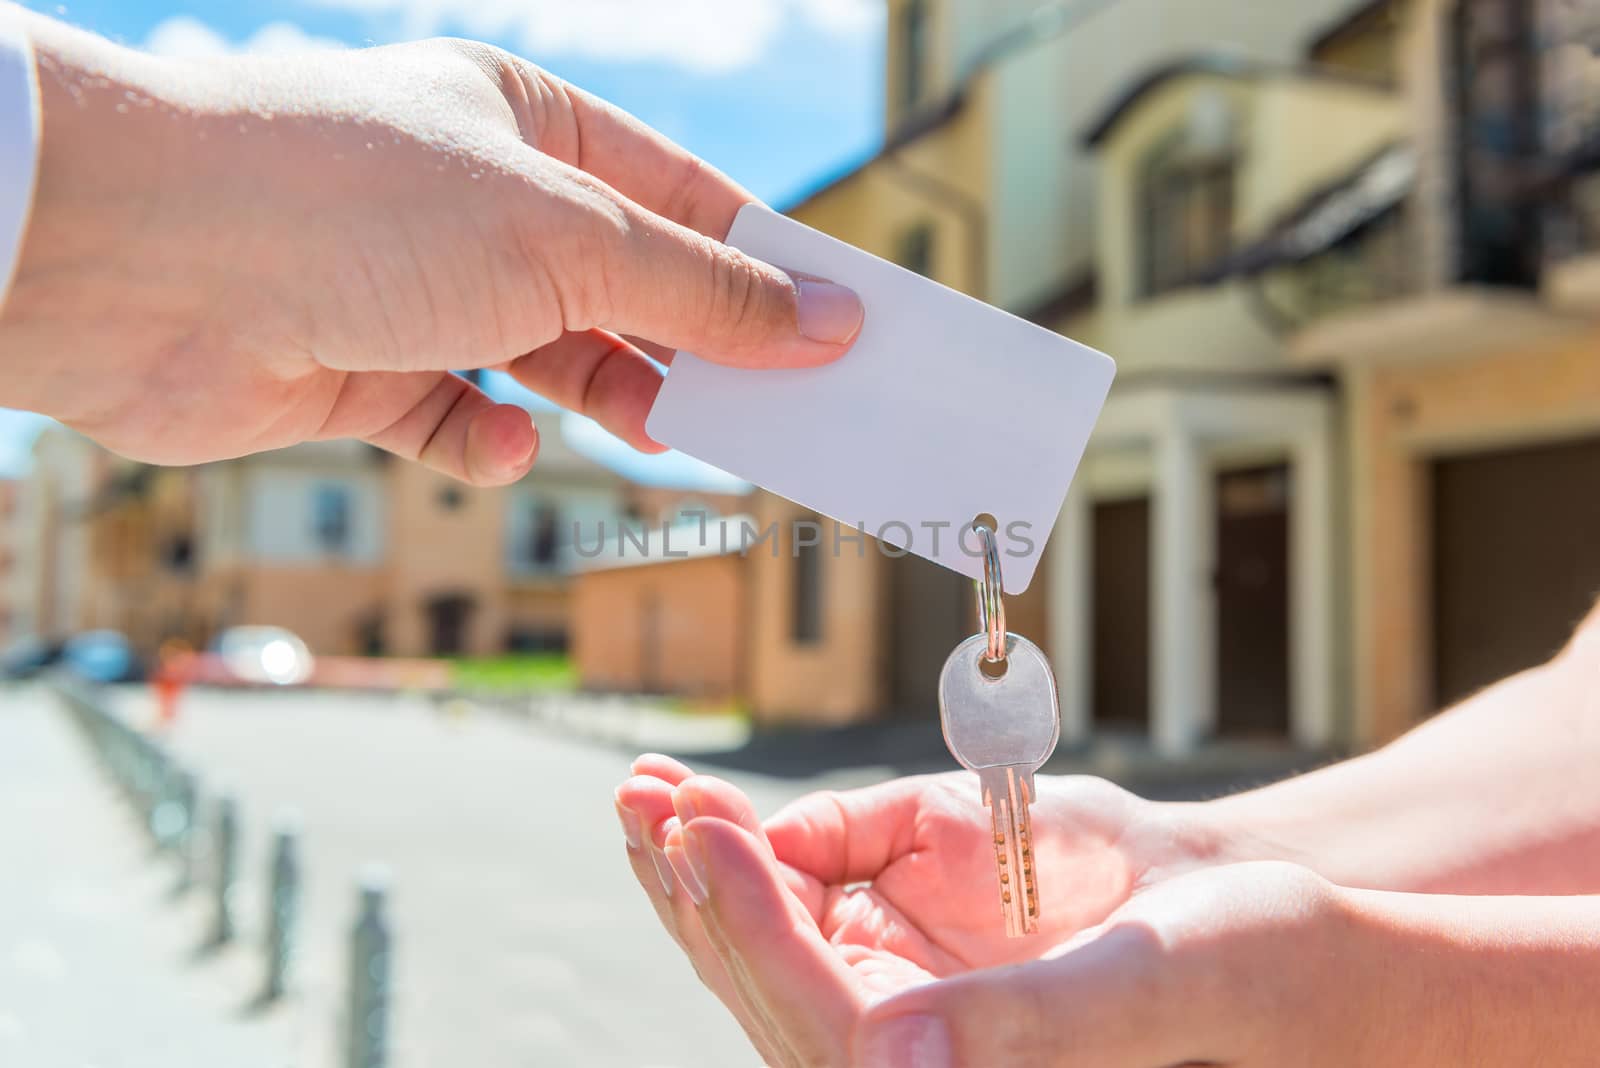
[525,502,561,571]
[312,484,352,554]
[163,534,194,574]
[792,535,823,645]
[897,0,929,115]
[897,222,936,277]
[1138,137,1235,298]
[1452,0,1542,286]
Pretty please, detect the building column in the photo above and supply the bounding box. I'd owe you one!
[1151,425,1215,757]
[1048,481,1092,748]
[1291,417,1337,750]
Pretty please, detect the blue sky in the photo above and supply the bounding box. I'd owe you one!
[2,0,886,485]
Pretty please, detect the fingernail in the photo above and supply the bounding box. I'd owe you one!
[795,279,865,345]
[506,413,538,470]
[615,801,642,850]
[860,1014,952,1068]
[650,817,680,898]
[674,787,700,822]
[666,836,708,906]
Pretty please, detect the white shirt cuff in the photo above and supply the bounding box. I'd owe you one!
[0,5,41,314]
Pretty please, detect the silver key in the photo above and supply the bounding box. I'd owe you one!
[939,632,1060,938]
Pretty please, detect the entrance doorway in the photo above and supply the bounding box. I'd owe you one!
[1215,466,1291,737]
[424,593,475,656]
[1091,498,1150,730]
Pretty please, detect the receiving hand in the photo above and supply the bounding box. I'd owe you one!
[3,18,863,482]
[615,756,1366,1066]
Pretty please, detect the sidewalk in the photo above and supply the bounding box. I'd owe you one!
[503,692,1335,800]
[0,687,297,1068]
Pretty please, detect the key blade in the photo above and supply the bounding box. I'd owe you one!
[979,766,1038,938]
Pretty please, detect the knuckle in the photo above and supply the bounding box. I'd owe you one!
[430,36,507,76]
[545,177,630,330]
[663,153,710,228]
[705,245,775,338]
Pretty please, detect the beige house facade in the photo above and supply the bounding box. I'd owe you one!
[712,0,1370,741]
[1217,0,1600,744]
[583,0,1600,757]
[6,427,101,645]
[7,415,640,660]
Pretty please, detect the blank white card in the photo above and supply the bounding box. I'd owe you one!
[647,205,1116,595]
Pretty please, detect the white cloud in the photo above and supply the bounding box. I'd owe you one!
[804,0,884,34]
[300,0,882,75]
[143,16,346,58]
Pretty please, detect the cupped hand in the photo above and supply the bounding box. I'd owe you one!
[614,756,1337,1067]
[3,18,862,483]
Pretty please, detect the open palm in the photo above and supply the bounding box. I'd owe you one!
[615,755,1223,1066]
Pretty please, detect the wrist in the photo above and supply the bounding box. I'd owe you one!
[1318,884,1449,1066]
[1166,790,1329,873]
[0,4,39,317]
[1335,888,1600,1066]
[0,14,189,415]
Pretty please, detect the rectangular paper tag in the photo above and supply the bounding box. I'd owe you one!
[647,205,1115,594]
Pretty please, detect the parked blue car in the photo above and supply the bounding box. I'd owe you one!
[61,631,144,684]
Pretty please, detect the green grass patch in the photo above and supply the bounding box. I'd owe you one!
[667,696,753,719]
[451,654,577,694]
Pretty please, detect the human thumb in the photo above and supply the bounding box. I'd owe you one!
[599,206,864,368]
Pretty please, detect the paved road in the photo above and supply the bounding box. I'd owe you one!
[100,685,899,1068]
[10,682,1310,1068]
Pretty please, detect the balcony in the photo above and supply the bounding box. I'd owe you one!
[1542,167,1600,313]
[1287,285,1592,368]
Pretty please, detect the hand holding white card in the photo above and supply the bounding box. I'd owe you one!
[647,205,1115,594]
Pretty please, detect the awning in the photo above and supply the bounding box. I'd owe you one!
[1205,143,1416,280]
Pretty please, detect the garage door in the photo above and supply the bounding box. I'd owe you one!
[1432,434,1600,708]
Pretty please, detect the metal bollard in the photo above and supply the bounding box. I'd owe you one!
[344,869,392,1068]
[171,773,202,896]
[150,759,189,852]
[259,817,301,1001]
[208,794,240,946]
[134,734,164,826]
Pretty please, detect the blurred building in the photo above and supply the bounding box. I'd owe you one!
[638,0,1361,742]
[571,494,894,720]
[1198,0,1600,743]
[2,415,735,660]
[6,427,101,644]
[577,0,1600,757]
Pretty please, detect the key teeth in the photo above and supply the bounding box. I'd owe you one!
[979,767,1043,939]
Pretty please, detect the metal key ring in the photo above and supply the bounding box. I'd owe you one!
[974,523,1007,663]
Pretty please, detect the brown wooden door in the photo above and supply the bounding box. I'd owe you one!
[425,593,474,657]
[1092,498,1150,729]
[887,552,970,716]
[1215,466,1291,738]
[1433,435,1600,708]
